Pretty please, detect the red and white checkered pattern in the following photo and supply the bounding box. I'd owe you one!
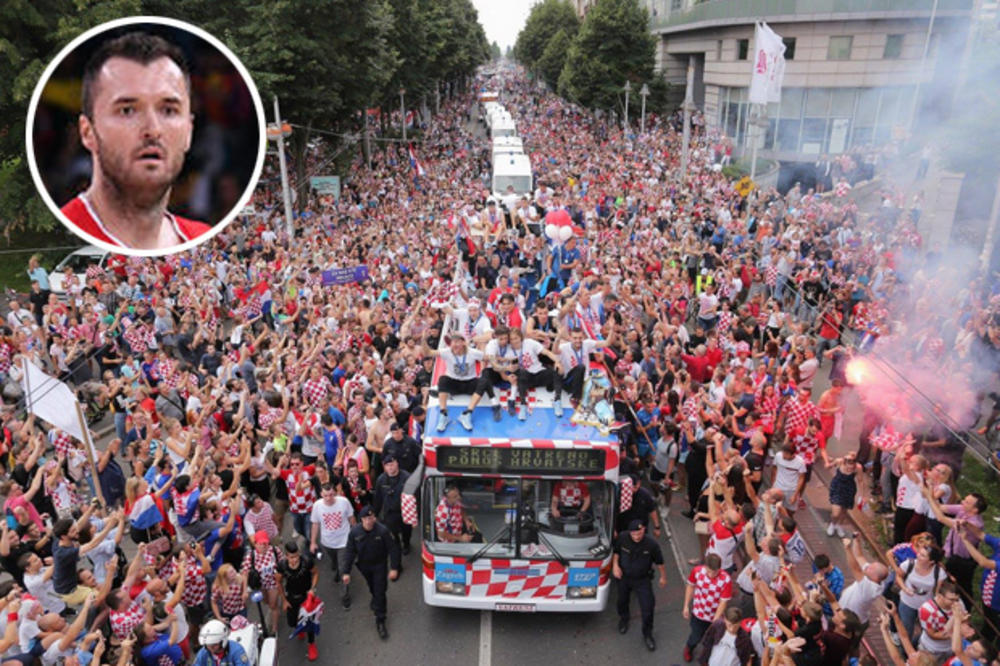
[435,498,465,535]
[553,481,589,508]
[871,425,906,453]
[619,475,634,512]
[788,427,824,466]
[782,397,819,435]
[110,599,146,639]
[918,599,949,635]
[281,467,317,514]
[834,179,851,198]
[428,557,601,600]
[687,565,733,622]
[401,493,418,526]
[302,377,333,408]
[50,430,75,457]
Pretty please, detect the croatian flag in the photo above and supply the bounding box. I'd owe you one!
[447,213,476,254]
[405,110,415,129]
[129,494,164,531]
[408,144,426,178]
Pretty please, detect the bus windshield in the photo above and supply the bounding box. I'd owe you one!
[423,477,614,561]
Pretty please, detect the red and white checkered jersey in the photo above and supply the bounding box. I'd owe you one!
[782,397,819,435]
[110,599,146,639]
[241,545,280,590]
[552,481,590,508]
[302,376,333,408]
[49,430,75,457]
[788,427,825,465]
[918,599,955,653]
[212,581,246,616]
[687,565,733,622]
[435,498,464,535]
[280,467,317,513]
[706,520,745,571]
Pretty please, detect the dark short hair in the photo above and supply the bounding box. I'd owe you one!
[284,540,299,554]
[52,518,74,539]
[82,32,190,118]
[814,553,831,570]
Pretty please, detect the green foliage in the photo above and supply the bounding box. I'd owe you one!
[513,0,579,72]
[490,41,502,62]
[557,0,656,113]
[536,29,572,92]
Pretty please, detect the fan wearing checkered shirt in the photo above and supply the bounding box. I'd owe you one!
[682,553,732,662]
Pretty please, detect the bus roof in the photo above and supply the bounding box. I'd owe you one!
[424,402,617,444]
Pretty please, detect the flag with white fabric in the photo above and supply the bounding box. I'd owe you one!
[19,359,90,448]
[749,22,786,104]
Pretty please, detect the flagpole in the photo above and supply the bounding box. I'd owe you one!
[75,402,105,507]
[22,357,32,414]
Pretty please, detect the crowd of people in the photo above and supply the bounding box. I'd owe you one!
[0,63,997,666]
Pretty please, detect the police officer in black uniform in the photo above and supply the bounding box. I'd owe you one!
[372,454,413,557]
[342,505,401,639]
[381,422,421,473]
[613,519,667,651]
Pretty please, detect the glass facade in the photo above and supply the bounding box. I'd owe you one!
[716,85,916,154]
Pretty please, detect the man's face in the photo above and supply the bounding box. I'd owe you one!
[80,56,193,204]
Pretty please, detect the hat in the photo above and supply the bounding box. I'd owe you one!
[254,531,270,545]
[359,506,374,518]
[628,519,644,532]
[382,454,397,464]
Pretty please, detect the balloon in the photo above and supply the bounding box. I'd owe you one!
[545,209,571,228]
[559,225,573,242]
[545,224,559,240]
[572,225,584,236]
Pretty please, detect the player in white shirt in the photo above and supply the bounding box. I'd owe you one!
[447,299,493,346]
[557,327,614,403]
[310,481,356,608]
[509,328,563,421]
[429,335,484,432]
[466,326,521,422]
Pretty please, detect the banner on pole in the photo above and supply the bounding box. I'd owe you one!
[321,265,370,286]
[749,22,787,104]
[20,359,88,446]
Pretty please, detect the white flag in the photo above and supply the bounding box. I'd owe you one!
[749,22,786,104]
[19,359,88,445]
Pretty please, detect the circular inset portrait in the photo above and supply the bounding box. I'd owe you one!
[26,16,266,256]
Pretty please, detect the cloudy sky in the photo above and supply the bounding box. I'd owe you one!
[471,0,536,52]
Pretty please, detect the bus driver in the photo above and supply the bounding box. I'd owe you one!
[435,484,480,543]
[550,479,592,519]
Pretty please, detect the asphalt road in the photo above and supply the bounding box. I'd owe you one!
[268,524,688,666]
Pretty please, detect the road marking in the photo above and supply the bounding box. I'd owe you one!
[479,610,492,666]
[660,507,688,581]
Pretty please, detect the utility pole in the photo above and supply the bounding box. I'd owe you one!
[680,56,695,178]
[640,83,650,134]
[400,87,406,143]
[272,96,294,240]
[623,80,632,132]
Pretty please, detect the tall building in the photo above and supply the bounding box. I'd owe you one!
[647,0,975,167]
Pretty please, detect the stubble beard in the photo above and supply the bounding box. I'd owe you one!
[92,127,182,211]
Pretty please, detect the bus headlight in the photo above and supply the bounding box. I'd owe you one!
[566,586,597,599]
[436,581,467,595]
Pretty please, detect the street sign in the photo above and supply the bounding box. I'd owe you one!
[735,176,756,197]
[310,175,341,200]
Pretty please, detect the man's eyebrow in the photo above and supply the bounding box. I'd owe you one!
[110,96,139,106]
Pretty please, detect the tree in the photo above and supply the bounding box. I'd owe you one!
[0,0,142,233]
[513,0,579,73]
[489,41,502,61]
[557,0,656,113]
[536,29,572,91]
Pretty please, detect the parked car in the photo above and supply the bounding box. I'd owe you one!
[49,245,109,296]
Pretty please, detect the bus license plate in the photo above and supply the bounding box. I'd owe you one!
[495,603,536,612]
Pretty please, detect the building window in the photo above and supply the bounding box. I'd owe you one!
[782,37,796,60]
[737,39,749,60]
[671,0,682,10]
[827,36,853,60]
[716,40,723,61]
[884,34,903,59]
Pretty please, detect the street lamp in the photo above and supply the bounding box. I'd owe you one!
[623,80,632,131]
[400,87,406,143]
[639,83,650,134]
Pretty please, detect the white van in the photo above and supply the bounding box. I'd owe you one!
[492,153,533,200]
[49,245,109,296]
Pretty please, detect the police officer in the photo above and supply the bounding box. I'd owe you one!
[381,422,421,473]
[342,506,401,639]
[613,519,667,652]
[372,454,412,557]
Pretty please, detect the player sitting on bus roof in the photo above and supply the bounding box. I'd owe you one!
[435,484,482,544]
[550,479,592,520]
[508,328,564,421]
[468,325,520,422]
[426,334,484,432]
[557,327,615,406]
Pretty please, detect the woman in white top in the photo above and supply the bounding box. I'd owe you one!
[920,464,956,545]
[894,544,946,641]
[892,453,927,545]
